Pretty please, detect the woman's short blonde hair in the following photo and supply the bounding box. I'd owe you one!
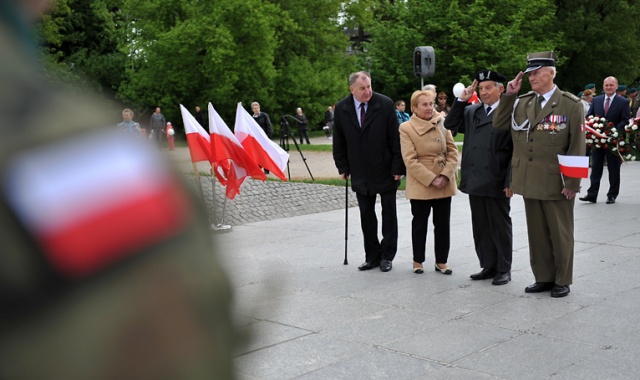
[410,90,436,110]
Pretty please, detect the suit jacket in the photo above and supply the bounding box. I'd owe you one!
[587,94,631,132]
[493,88,585,200]
[333,92,405,195]
[445,100,512,197]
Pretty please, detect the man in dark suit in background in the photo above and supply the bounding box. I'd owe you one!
[579,76,631,204]
[493,51,585,298]
[445,70,514,286]
[333,71,405,272]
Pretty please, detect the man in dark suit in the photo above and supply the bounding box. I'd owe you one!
[333,71,405,272]
[579,76,631,204]
[445,70,514,286]
[493,52,585,298]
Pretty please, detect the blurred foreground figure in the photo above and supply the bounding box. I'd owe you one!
[0,1,238,379]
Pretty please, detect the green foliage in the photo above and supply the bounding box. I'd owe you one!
[36,0,640,130]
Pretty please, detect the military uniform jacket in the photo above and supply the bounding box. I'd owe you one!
[493,88,585,200]
[445,100,512,198]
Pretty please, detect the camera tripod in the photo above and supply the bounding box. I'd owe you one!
[279,115,314,181]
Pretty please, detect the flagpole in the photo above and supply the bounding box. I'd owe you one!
[210,163,232,232]
[192,162,204,199]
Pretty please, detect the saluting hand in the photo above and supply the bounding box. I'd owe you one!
[459,80,478,102]
[505,71,524,96]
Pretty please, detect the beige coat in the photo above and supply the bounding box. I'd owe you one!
[400,114,458,200]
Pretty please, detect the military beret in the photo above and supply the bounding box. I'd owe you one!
[629,88,638,94]
[577,91,584,97]
[474,70,507,83]
[617,85,627,92]
[585,83,595,90]
[524,51,556,73]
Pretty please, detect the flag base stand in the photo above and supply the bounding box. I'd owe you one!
[211,223,232,232]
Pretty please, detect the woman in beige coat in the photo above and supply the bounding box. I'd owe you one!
[399,90,458,274]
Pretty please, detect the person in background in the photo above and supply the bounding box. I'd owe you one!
[251,102,272,139]
[580,76,631,204]
[166,121,175,151]
[445,70,513,285]
[435,91,451,116]
[117,108,142,138]
[194,105,205,127]
[581,89,593,116]
[395,100,410,125]
[294,107,310,144]
[400,89,458,275]
[0,1,239,378]
[493,51,585,298]
[333,71,405,273]
[324,105,334,139]
[149,107,166,147]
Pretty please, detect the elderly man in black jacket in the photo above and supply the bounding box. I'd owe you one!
[444,70,514,285]
[333,71,405,272]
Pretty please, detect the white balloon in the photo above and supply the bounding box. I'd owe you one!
[453,83,465,98]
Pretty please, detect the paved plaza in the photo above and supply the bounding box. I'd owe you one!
[174,141,640,379]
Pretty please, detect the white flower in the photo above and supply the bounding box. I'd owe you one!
[620,141,626,146]
[633,156,637,161]
[612,147,618,151]
[601,138,607,143]
[613,132,619,138]
[633,125,638,131]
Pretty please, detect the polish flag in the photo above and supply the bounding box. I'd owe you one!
[4,132,193,279]
[208,103,266,199]
[234,102,289,181]
[180,104,211,163]
[557,154,589,178]
[468,92,480,105]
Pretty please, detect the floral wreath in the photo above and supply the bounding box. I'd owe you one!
[585,115,637,161]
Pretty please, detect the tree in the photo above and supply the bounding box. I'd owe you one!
[38,0,127,94]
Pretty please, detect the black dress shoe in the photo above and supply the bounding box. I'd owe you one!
[380,259,392,272]
[524,282,555,293]
[358,261,380,271]
[578,196,597,203]
[470,268,497,280]
[606,197,615,204]
[551,284,570,298]
[492,271,511,285]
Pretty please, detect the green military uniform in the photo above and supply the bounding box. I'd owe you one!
[493,88,585,286]
[0,3,238,379]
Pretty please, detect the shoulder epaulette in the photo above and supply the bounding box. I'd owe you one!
[562,92,580,103]
[518,91,535,99]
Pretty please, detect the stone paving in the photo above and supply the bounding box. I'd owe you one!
[214,161,640,380]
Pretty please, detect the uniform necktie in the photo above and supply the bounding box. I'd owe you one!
[359,103,366,127]
[535,95,544,115]
[486,106,492,116]
[604,97,610,115]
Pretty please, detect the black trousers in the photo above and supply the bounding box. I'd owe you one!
[469,195,512,272]
[410,197,451,264]
[587,148,621,199]
[298,129,310,144]
[356,189,398,262]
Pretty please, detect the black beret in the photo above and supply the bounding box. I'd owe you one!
[474,70,507,84]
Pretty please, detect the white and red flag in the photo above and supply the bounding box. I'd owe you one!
[180,104,211,163]
[468,92,480,105]
[234,102,289,181]
[208,103,266,199]
[557,154,589,178]
[4,132,193,279]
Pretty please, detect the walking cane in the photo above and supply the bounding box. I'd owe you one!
[344,177,349,265]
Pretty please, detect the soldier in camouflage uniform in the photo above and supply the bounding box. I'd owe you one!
[0,1,239,378]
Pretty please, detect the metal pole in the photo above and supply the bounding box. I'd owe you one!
[344,178,349,265]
